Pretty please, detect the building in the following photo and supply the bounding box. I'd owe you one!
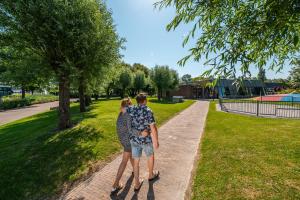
[170,79,265,99]
[217,79,265,98]
[264,82,286,95]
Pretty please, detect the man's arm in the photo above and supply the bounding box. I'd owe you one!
[150,123,159,149]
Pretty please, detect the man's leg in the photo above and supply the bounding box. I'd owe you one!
[131,141,143,188]
[133,158,141,188]
[144,142,157,179]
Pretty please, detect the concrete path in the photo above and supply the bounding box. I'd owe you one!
[61,101,209,200]
[0,101,58,126]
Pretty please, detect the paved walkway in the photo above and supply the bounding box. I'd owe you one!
[61,101,209,200]
[0,101,58,126]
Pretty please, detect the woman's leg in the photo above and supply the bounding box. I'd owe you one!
[129,153,134,170]
[112,151,131,188]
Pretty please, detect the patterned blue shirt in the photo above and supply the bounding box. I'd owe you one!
[127,104,156,144]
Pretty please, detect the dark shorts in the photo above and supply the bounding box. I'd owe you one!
[123,144,132,153]
[122,143,131,153]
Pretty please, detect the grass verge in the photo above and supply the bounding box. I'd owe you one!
[192,102,300,200]
[0,98,194,200]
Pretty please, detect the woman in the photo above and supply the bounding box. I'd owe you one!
[111,98,134,193]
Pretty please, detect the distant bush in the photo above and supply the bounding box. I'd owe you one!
[0,94,58,110]
[277,89,300,94]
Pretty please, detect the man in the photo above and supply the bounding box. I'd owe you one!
[128,93,160,192]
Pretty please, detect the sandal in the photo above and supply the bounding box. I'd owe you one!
[111,183,123,194]
[148,171,160,182]
[134,179,144,192]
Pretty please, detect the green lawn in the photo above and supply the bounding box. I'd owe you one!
[192,102,300,200]
[0,98,194,200]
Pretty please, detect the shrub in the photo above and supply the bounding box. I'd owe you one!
[0,95,58,110]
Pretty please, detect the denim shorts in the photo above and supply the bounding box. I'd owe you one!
[130,141,154,158]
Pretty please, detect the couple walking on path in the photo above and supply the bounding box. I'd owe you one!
[62,100,209,200]
[112,93,160,194]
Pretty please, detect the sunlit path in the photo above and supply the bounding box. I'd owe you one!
[0,101,58,126]
[61,101,209,200]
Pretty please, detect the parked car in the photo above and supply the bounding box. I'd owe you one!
[0,85,13,97]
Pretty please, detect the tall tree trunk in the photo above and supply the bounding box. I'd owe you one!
[121,87,125,98]
[85,95,91,106]
[157,88,161,101]
[78,77,86,112]
[106,87,111,99]
[21,87,26,99]
[58,74,71,130]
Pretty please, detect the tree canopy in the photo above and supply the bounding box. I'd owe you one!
[156,0,300,78]
[181,74,192,84]
[133,70,146,93]
[289,59,300,88]
[257,68,267,83]
[151,65,179,100]
[0,0,121,129]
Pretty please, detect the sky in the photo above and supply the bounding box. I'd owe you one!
[106,0,289,79]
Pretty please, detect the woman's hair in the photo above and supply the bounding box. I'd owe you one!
[121,97,132,108]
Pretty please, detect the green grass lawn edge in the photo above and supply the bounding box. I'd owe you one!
[0,98,195,200]
[192,102,300,200]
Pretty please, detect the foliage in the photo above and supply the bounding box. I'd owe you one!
[0,48,51,98]
[151,65,179,100]
[181,74,192,84]
[118,68,133,97]
[132,63,150,77]
[67,1,121,111]
[192,102,300,199]
[0,94,58,110]
[0,0,120,129]
[133,70,146,93]
[289,59,300,88]
[257,67,267,83]
[0,99,194,199]
[0,97,31,110]
[101,64,123,98]
[156,0,300,78]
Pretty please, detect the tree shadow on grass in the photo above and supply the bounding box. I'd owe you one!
[0,105,106,200]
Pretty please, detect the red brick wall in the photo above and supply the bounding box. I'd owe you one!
[170,85,195,99]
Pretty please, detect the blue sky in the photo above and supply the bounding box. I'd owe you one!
[106,0,289,79]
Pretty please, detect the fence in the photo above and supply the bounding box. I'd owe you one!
[219,96,300,118]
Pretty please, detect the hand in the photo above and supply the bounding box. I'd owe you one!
[141,130,149,137]
[153,141,159,149]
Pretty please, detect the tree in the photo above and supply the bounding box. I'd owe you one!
[119,69,133,98]
[0,47,50,98]
[289,59,300,88]
[151,65,178,100]
[156,0,300,78]
[181,74,192,84]
[0,0,118,129]
[257,68,267,83]
[133,71,146,94]
[68,2,121,112]
[101,64,122,99]
[132,63,150,77]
